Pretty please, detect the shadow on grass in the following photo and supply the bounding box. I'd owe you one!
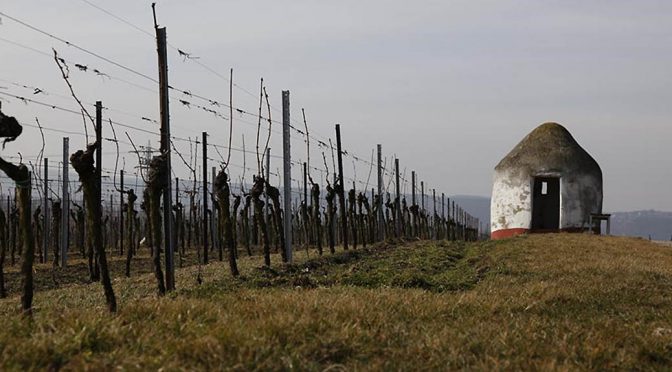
[187,239,493,298]
[2,239,493,299]
[1,248,206,297]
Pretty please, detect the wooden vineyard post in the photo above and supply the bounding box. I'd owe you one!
[432,189,437,240]
[335,124,348,250]
[175,177,179,261]
[156,26,175,291]
[460,208,467,241]
[202,131,208,265]
[61,138,69,266]
[109,194,114,253]
[265,147,270,235]
[282,90,292,263]
[303,162,309,246]
[95,101,117,312]
[303,162,308,209]
[213,166,220,261]
[377,144,384,241]
[411,171,416,238]
[452,200,456,241]
[95,107,103,272]
[456,204,460,240]
[441,192,445,240]
[43,158,49,263]
[119,169,124,257]
[421,181,425,212]
[395,158,400,238]
[6,196,9,264]
[459,207,463,240]
[420,181,425,239]
[446,197,451,240]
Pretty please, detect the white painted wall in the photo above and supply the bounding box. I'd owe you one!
[490,169,532,232]
[559,173,602,229]
[491,170,602,233]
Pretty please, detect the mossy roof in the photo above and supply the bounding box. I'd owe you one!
[495,122,601,176]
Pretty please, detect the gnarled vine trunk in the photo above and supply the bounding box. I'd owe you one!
[51,200,61,266]
[71,204,85,257]
[251,176,270,266]
[325,183,337,254]
[232,195,241,259]
[0,160,34,313]
[310,182,323,255]
[146,154,167,295]
[33,206,42,263]
[214,169,239,277]
[265,182,286,263]
[125,189,137,277]
[241,197,252,257]
[146,154,166,295]
[348,189,357,249]
[0,111,35,314]
[70,142,117,313]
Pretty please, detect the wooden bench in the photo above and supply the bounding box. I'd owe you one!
[589,213,611,235]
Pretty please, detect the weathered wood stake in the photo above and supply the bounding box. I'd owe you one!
[156,26,175,291]
[43,158,48,263]
[395,158,400,238]
[202,131,208,265]
[61,137,69,267]
[335,124,348,250]
[282,90,292,263]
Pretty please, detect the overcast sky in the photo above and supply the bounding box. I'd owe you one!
[1,0,670,212]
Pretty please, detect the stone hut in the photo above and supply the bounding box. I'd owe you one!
[490,122,602,239]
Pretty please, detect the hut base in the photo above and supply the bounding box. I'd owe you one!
[491,227,588,240]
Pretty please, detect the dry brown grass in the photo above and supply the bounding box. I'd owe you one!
[1,233,672,370]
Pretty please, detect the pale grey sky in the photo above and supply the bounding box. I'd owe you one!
[1,0,670,211]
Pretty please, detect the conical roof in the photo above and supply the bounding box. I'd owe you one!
[495,122,601,175]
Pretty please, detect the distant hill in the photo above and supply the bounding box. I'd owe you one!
[448,197,672,240]
[450,195,490,229]
[611,210,672,241]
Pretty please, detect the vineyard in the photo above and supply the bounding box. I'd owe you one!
[3,2,672,370]
[0,6,486,315]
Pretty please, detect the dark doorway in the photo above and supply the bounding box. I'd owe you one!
[531,177,560,230]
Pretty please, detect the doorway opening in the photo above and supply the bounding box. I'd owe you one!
[531,177,560,230]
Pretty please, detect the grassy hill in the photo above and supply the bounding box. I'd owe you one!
[1,234,672,370]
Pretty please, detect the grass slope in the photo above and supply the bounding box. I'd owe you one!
[1,234,672,370]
